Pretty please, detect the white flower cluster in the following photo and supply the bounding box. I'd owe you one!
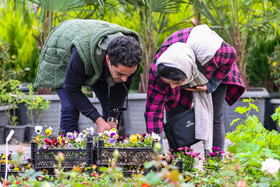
[261,158,280,175]
[98,128,117,137]
[150,132,161,141]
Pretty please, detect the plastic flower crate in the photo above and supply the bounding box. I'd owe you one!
[96,139,155,167]
[0,164,22,179]
[31,139,95,171]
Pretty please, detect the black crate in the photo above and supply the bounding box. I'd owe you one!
[96,140,155,166]
[31,138,94,171]
[0,164,22,179]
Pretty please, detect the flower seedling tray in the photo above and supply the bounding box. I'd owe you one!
[96,140,155,167]
[0,164,23,179]
[31,140,94,171]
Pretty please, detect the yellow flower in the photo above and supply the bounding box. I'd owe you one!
[46,129,51,136]
[273,62,277,67]
[83,130,88,136]
[130,135,138,144]
[14,167,19,171]
[136,134,141,139]
[34,137,39,144]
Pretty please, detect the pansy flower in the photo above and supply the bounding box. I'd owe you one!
[45,129,51,136]
[66,132,73,139]
[35,126,43,134]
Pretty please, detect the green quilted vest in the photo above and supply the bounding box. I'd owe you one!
[34,19,140,88]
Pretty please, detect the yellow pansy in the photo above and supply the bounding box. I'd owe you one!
[130,135,138,144]
[83,130,88,136]
[46,129,51,136]
[136,134,141,139]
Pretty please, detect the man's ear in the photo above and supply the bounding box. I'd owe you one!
[105,55,110,66]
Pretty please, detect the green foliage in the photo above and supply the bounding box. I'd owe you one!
[0,41,25,82]
[226,98,280,181]
[0,79,24,125]
[0,2,37,83]
[24,83,51,125]
[269,44,280,94]
[247,36,280,92]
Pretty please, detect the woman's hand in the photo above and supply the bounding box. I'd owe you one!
[184,84,207,92]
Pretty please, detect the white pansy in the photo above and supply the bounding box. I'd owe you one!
[261,158,280,175]
[75,137,82,144]
[78,132,86,140]
[35,126,43,134]
[86,127,95,136]
[151,132,161,141]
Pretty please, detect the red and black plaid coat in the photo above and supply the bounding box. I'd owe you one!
[145,27,246,134]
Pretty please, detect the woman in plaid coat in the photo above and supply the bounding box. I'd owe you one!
[144,25,246,152]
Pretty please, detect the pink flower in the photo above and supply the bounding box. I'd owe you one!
[178,147,184,152]
[185,152,192,155]
[209,152,216,157]
[212,147,221,152]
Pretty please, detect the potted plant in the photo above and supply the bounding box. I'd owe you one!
[24,84,51,142]
[0,79,25,143]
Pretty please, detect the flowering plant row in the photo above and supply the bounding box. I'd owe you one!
[98,128,161,148]
[33,126,95,150]
[33,126,161,150]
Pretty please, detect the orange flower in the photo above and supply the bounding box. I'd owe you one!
[72,165,82,172]
[142,183,151,187]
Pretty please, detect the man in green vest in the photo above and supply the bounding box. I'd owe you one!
[34,19,142,134]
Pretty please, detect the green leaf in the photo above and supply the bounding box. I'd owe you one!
[235,106,250,114]
[230,118,240,127]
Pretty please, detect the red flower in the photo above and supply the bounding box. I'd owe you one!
[44,139,52,146]
[52,138,59,147]
[15,181,20,184]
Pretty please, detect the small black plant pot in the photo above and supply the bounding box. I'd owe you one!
[0,126,6,144]
[5,125,26,144]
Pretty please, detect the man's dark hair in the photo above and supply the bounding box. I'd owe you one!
[156,64,186,81]
[107,36,142,67]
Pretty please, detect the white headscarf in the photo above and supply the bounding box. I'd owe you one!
[156,42,208,87]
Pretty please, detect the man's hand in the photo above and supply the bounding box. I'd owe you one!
[95,117,111,134]
[107,121,117,129]
[184,84,207,92]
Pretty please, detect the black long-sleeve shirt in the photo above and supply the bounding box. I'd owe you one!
[63,46,133,122]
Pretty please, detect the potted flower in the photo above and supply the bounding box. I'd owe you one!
[0,79,25,143]
[31,126,95,173]
[24,84,51,142]
[96,129,160,174]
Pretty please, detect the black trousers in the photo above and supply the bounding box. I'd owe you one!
[165,84,228,151]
